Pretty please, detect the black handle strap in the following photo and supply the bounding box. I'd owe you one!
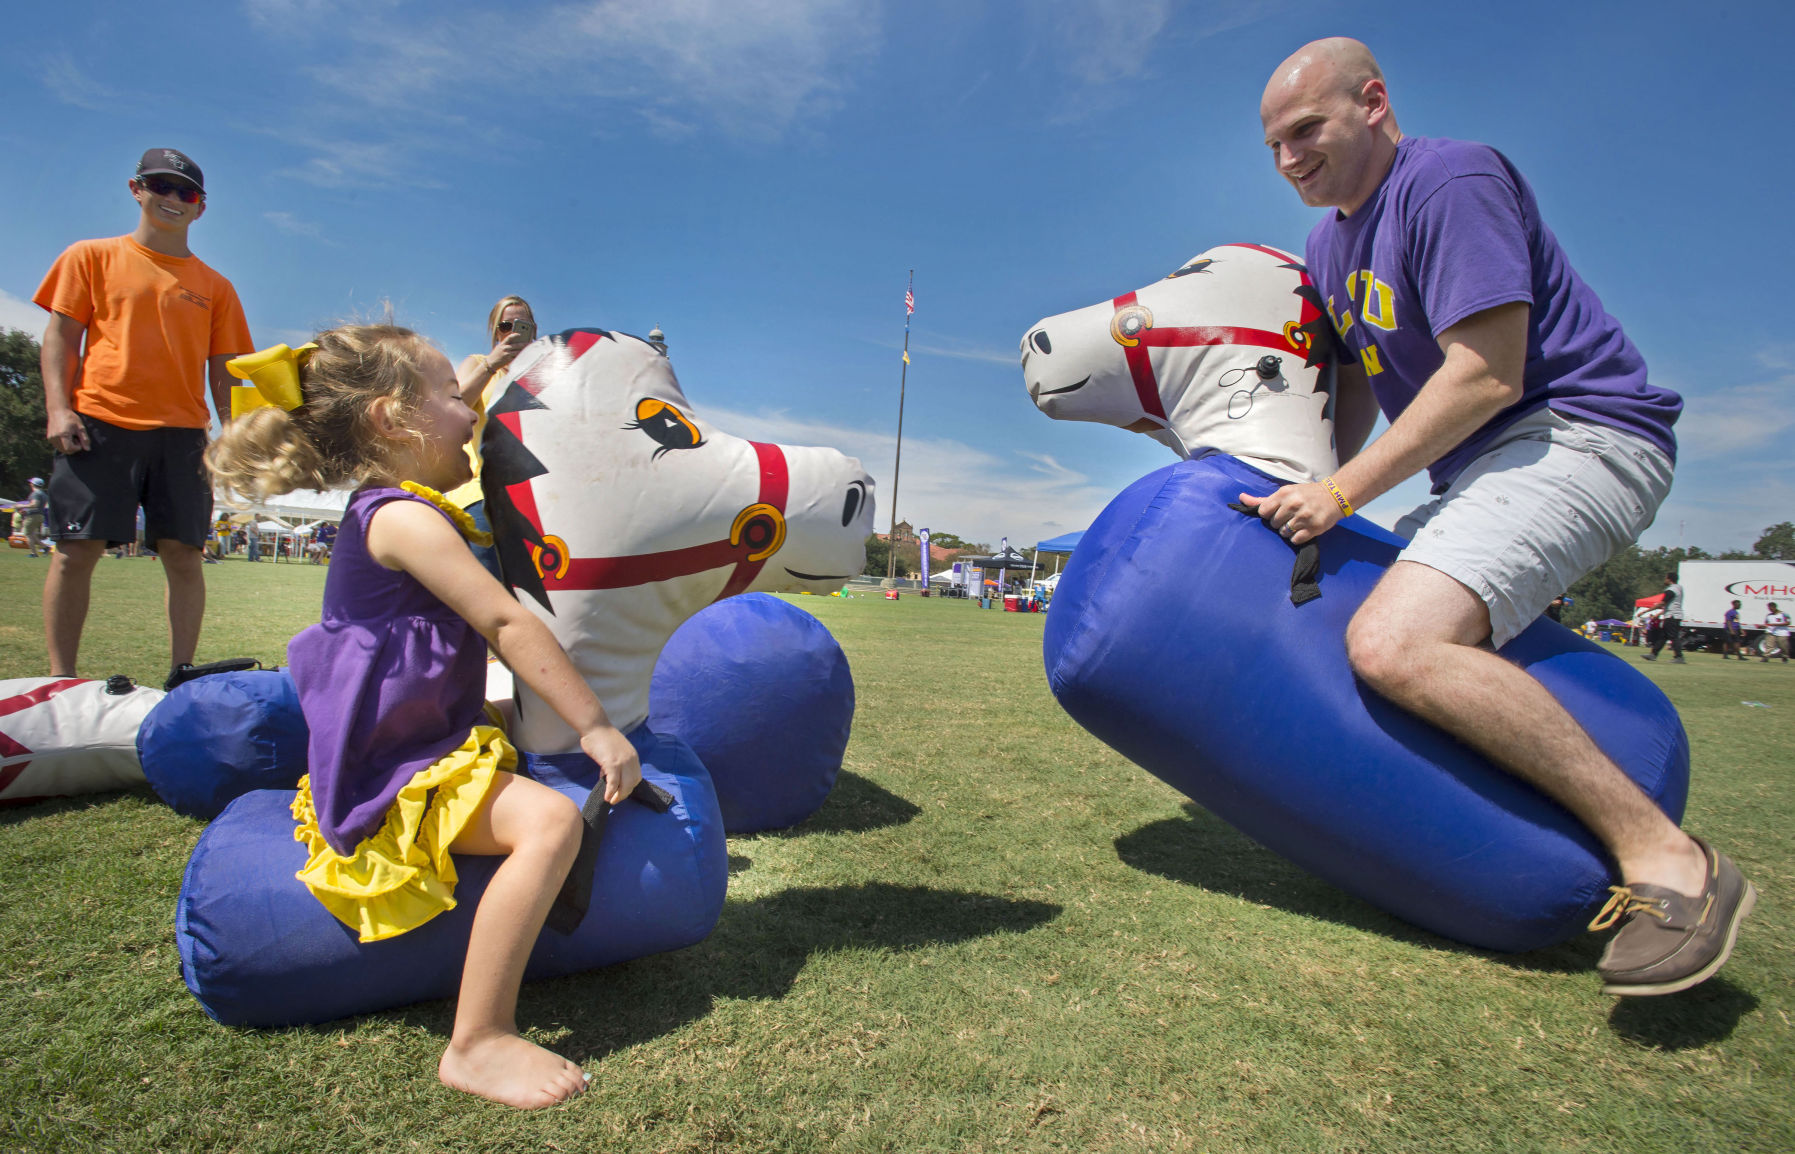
[544,778,677,935]
[1228,502,1323,606]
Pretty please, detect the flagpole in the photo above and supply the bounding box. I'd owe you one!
[886,270,914,583]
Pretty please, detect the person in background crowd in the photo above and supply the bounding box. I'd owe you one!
[1763,603,1790,664]
[1721,599,1744,659]
[1642,572,1684,663]
[448,296,537,577]
[14,477,48,557]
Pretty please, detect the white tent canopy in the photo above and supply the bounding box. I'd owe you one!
[216,485,350,525]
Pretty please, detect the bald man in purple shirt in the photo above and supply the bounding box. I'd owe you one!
[1245,38,1754,996]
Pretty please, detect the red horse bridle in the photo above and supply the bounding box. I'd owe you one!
[491,331,792,604]
[1111,243,1321,422]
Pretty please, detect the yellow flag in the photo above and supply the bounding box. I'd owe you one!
[902,350,910,365]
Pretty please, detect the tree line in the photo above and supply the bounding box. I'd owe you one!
[1,329,52,500]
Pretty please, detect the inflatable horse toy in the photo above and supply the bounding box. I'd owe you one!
[1022,245,1688,953]
[478,328,872,749]
[174,328,875,1026]
[1023,242,1338,482]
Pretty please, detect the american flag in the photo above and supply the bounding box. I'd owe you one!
[905,287,915,315]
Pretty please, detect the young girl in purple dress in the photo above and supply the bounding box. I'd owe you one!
[208,324,641,1110]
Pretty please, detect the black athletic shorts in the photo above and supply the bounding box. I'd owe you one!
[48,414,213,548]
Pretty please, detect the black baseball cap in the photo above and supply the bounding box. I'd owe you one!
[135,148,204,192]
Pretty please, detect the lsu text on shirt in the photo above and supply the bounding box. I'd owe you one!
[1304,136,1681,492]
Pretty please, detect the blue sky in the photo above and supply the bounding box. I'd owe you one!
[2,0,1789,553]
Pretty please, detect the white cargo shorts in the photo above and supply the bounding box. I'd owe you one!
[1395,407,1673,648]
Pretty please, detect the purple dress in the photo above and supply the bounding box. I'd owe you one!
[288,487,490,856]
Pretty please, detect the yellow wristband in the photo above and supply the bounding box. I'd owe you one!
[1321,476,1353,517]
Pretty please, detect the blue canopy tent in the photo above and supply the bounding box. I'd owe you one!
[1034,531,1084,554]
[1032,530,1085,579]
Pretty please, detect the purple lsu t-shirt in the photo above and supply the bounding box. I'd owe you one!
[1304,136,1681,491]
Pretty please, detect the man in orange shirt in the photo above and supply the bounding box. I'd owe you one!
[34,148,254,685]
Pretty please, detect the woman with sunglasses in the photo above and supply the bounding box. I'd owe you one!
[448,296,538,575]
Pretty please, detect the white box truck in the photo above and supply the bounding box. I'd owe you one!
[1676,560,1795,654]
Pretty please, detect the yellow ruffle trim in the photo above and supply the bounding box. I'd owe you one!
[291,724,514,943]
[399,480,494,547]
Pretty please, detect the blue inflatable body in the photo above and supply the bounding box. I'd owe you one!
[176,726,727,1027]
[138,670,307,819]
[1045,454,1689,953]
[649,594,853,834]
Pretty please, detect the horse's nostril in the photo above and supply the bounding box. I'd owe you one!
[1030,330,1052,355]
[842,482,866,527]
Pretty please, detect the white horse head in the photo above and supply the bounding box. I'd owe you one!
[481,328,874,751]
[1021,243,1339,482]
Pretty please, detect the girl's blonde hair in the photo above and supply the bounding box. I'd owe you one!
[207,325,435,501]
[486,295,533,344]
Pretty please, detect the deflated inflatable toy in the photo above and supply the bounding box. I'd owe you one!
[1023,248,1689,952]
[0,677,161,807]
[177,328,872,1025]
[649,593,854,834]
[138,670,307,819]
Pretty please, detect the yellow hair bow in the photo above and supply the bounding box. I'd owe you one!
[227,343,318,413]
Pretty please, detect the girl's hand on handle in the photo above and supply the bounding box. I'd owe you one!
[581,726,642,805]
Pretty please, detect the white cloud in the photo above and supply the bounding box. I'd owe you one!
[1030,0,1176,89]
[700,404,1121,548]
[275,133,449,191]
[263,211,326,239]
[556,0,879,137]
[0,290,45,336]
[1026,0,1282,123]
[1673,379,1795,460]
[904,337,1021,366]
[240,0,881,188]
[41,55,117,112]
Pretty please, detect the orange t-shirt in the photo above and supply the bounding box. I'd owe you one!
[33,236,254,430]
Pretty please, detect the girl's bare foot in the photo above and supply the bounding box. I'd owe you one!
[438,1033,589,1109]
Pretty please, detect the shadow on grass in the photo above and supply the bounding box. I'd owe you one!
[394,882,1060,1063]
[765,770,922,838]
[0,787,154,828]
[1607,978,1759,1049]
[1116,802,1601,975]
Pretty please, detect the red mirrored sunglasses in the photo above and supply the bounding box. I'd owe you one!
[137,177,204,204]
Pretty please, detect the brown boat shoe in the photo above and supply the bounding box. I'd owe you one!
[1589,837,1758,996]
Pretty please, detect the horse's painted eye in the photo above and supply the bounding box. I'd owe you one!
[1029,330,1052,355]
[1110,304,1154,347]
[842,480,867,527]
[1167,257,1215,279]
[626,398,704,459]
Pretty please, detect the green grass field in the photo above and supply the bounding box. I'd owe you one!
[1,548,1790,1152]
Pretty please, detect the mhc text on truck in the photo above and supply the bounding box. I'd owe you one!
[1672,561,1795,654]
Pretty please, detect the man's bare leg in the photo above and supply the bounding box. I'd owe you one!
[158,540,205,668]
[1345,560,1707,897]
[43,539,106,676]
